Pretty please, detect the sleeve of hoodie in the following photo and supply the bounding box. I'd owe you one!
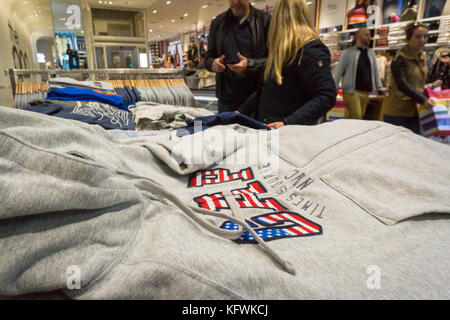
[284,45,337,125]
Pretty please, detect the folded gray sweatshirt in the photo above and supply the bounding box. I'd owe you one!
[0,105,449,300]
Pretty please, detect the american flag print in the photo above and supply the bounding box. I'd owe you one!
[221,211,323,243]
[188,168,254,188]
[193,181,287,212]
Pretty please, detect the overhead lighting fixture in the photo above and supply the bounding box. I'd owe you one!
[202,5,208,8]
[184,13,188,17]
[166,1,171,4]
[153,9,158,13]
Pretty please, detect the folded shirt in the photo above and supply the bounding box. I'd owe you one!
[24,100,135,130]
[46,87,126,110]
[130,102,214,131]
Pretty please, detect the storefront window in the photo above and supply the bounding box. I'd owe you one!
[91,8,145,38]
[51,0,88,69]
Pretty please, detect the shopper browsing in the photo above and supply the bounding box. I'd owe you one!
[335,28,383,120]
[383,22,442,134]
[204,0,271,113]
[237,0,337,127]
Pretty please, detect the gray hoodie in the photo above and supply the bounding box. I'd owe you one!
[0,105,449,299]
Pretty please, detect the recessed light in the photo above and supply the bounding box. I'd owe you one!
[153,9,158,13]
[184,13,188,17]
[166,1,171,4]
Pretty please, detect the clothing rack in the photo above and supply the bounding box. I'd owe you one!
[5,68,184,96]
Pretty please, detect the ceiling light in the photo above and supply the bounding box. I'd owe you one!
[171,19,175,22]
[153,9,158,13]
[202,5,208,8]
[166,1,171,4]
[184,13,188,17]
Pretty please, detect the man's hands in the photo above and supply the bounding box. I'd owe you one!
[212,55,226,73]
[212,52,249,74]
[227,52,248,74]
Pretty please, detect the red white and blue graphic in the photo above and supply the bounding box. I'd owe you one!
[221,211,323,243]
[190,168,323,243]
[194,181,287,212]
[188,168,254,188]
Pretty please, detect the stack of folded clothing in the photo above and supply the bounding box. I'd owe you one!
[388,24,407,48]
[376,39,388,48]
[438,17,450,45]
[378,26,389,37]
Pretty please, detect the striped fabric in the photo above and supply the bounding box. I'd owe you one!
[418,89,450,137]
[327,87,346,122]
[348,8,367,25]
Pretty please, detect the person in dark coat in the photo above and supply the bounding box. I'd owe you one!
[237,0,337,127]
[204,0,271,113]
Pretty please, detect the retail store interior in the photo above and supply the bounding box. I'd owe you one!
[0,0,449,302]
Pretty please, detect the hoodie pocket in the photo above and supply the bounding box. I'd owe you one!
[320,134,450,225]
[270,121,382,169]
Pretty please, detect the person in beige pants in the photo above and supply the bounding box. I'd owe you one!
[335,28,383,120]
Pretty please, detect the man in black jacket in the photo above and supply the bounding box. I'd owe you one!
[204,0,271,113]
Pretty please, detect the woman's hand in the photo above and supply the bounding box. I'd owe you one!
[267,122,285,129]
[423,99,436,109]
[431,80,443,89]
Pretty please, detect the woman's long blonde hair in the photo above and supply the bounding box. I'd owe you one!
[264,0,319,85]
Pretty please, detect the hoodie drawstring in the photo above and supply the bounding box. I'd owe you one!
[117,170,296,275]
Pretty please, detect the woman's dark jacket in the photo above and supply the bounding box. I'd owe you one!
[238,39,337,125]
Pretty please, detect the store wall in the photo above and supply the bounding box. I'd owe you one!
[0,0,40,107]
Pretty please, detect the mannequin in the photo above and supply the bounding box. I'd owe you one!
[400,0,418,22]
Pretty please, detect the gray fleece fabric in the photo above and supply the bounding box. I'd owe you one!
[0,105,449,300]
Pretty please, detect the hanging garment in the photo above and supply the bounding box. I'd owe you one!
[0,107,449,299]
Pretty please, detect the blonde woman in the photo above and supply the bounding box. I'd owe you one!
[238,0,336,127]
